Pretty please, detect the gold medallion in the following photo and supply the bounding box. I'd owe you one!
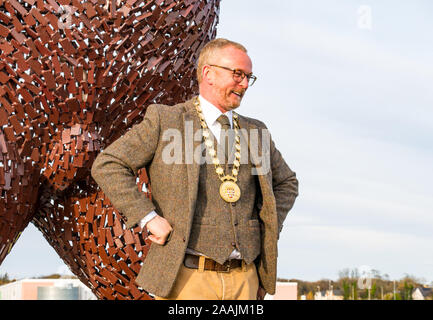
[219,180,241,203]
[194,97,242,203]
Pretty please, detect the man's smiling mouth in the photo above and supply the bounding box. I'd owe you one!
[232,90,244,98]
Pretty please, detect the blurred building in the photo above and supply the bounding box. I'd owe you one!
[0,278,96,300]
[412,287,433,300]
[265,282,298,300]
[314,289,344,300]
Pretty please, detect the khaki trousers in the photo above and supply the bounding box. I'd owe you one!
[155,257,259,300]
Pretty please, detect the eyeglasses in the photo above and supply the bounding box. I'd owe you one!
[209,64,257,86]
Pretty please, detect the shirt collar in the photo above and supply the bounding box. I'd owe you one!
[198,95,233,128]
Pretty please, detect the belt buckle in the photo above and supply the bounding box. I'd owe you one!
[216,261,231,273]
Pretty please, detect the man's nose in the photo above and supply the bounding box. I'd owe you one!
[239,75,249,89]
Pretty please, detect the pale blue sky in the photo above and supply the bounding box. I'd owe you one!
[1,0,432,284]
[216,0,433,283]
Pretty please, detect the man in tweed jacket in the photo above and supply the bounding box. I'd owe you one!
[91,39,298,299]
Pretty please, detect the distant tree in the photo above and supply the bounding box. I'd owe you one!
[0,273,10,285]
[280,269,426,300]
[351,269,360,280]
[39,274,62,279]
[352,281,358,300]
[400,274,423,286]
[403,281,414,300]
[370,282,377,299]
[342,280,350,300]
[306,291,314,300]
[338,268,350,280]
[360,288,368,300]
[0,273,15,285]
[397,274,421,300]
[384,293,394,300]
[371,269,382,280]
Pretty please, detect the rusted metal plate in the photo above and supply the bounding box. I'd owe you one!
[0,0,220,300]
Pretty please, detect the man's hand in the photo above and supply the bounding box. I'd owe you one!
[145,215,173,245]
[257,286,266,300]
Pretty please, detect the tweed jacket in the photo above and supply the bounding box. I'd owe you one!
[91,97,298,297]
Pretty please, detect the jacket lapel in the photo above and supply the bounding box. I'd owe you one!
[237,114,276,222]
[237,114,268,183]
[182,97,202,217]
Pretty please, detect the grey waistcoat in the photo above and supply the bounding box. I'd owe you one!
[187,133,261,265]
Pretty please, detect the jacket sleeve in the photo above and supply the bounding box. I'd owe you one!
[91,104,160,229]
[269,137,299,238]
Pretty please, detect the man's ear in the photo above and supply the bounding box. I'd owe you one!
[202,65,214,86]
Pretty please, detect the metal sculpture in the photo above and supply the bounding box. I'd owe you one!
[0,0,220,299]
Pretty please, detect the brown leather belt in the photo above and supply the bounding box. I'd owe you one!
[183,254,243,272]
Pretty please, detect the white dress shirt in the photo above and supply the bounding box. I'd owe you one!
[139,95,241,260]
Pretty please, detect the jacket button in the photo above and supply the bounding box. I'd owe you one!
[183,236,186,242]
